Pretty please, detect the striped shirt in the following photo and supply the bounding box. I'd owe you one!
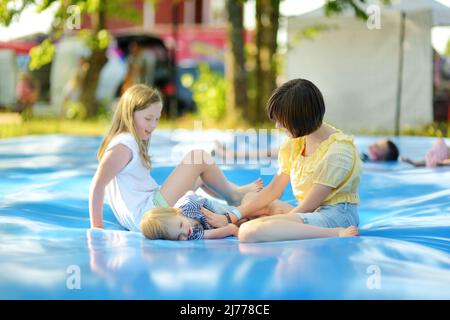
[174,191,241,240]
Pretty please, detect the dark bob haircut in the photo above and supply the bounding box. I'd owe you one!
[384,140,399,161]
[267,79,325,138]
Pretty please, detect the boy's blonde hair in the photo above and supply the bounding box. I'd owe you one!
[97,84,162,169]
[140,207,182,240]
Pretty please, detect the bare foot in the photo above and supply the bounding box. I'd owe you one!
[239,178,263,193]
[230,178,263,205]
[338,226,359,237]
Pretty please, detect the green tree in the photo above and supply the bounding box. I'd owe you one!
[445,38,450,57]
[224,0,390,123]
[324,0,391,19]
[0,0,141,119]
[225,0,248,119]
[253,0,280,122]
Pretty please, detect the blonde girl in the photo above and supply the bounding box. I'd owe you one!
[89,84,261,231]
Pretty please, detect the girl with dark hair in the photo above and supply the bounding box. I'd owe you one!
[238,79,361,243]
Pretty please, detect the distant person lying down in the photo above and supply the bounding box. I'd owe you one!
[213,138,400,162]
[401,138,450,167]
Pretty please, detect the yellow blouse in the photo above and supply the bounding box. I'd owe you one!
[278,128,362,206]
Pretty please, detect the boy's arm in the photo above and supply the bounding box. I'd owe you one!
[203,224,238,239]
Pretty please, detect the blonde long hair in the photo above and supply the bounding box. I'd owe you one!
[97,84,162,168]
[141,207,182,240]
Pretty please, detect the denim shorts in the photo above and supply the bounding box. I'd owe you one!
[298,203,359,228]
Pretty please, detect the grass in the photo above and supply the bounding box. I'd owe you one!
[0,115,111,138]
[0,112,449,139]
[0,112,278,139]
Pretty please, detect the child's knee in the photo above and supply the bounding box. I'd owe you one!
[184,149,215,166]
[238,220,261,243]
[182,149,214,165]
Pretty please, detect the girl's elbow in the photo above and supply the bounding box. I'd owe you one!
[90,178,99,190]
[89,179,106,196]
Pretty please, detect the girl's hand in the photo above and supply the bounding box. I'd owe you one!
[201,207,228,228]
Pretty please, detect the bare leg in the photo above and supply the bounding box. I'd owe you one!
[238,205,298,225]
[213,140,279,159]
[239,213,359,243]
[195,177,262,201]
[239,192,294,217]
[194,177,224,199]
[261,200,294,216]
[234,193,294,225]
[160,149,261,206]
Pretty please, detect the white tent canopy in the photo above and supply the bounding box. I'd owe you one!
[286,0,450,133]
[0,49,17,106]
[301,0,450,26]
[381,0,450,26]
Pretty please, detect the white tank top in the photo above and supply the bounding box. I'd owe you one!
[104,133,159,231]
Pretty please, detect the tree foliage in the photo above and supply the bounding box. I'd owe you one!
[0,0,145,118]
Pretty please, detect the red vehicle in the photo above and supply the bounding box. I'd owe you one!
[115,32,191,117]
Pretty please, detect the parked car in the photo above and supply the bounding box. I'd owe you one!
[114,32,195,116]
[2,33,218,117]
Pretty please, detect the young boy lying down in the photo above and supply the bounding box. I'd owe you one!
[140,191,281,240]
